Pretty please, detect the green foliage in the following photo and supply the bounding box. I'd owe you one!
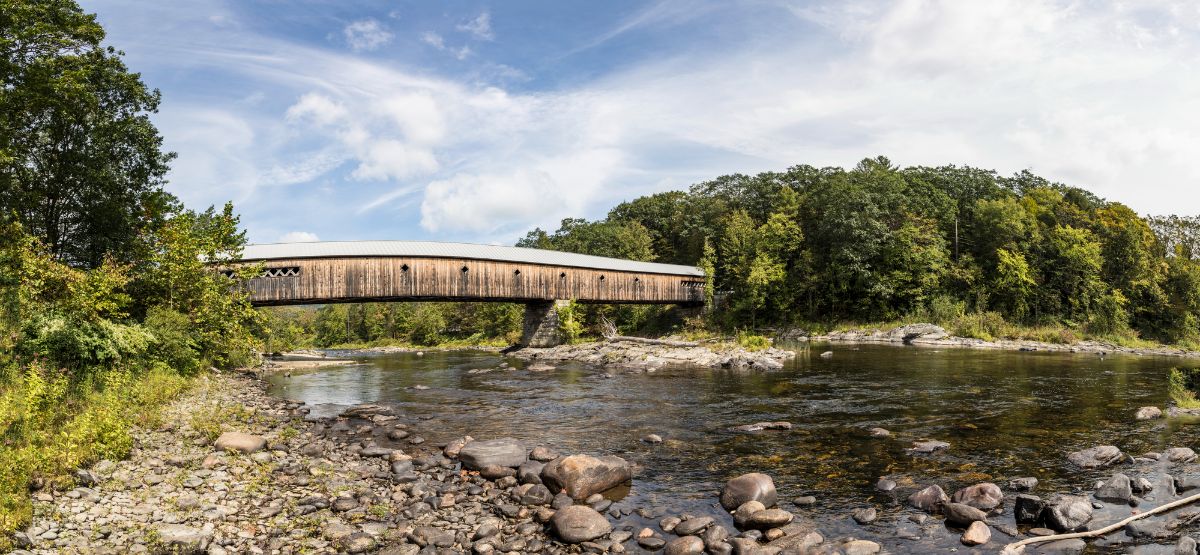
[0,0,177,267]
[300,301,523,348]
[505,156,1200,347]
[1169,368,1200,409]
[736,331,770,351]
[556,300,584,345]
[0,2,263,542]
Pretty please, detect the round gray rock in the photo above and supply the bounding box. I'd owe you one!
[719,473,777,511]
[551,505,612,543]
[458,438,528,470]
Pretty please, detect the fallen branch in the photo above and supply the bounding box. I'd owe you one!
[598,315,700,347]
[1002,491,1200,553]
[607,335,700,347]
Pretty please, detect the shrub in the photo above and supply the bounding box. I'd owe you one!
[1169,367,1200,409]
[557,300,584,344]
[144,306,202,375]
[737,331,770,351]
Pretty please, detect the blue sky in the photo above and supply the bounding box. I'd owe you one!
[80,0,1200,245]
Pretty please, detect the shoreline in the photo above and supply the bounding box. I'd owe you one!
[17,361,1200,553]
[14,370,833,554]
[792,323,1200,359]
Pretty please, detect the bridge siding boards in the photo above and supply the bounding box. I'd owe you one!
[241,256,703,306]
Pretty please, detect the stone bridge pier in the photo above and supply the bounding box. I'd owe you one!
[520,300,570,348]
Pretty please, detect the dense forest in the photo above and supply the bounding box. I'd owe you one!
[277,157,1200,350]
[0,0,260,539]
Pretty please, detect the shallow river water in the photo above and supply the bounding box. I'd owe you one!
[266,344,1200,552]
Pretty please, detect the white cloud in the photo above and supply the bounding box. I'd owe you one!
[351,140,439,181]
[457,12,494,40]
[285,93,347,126]
[104,0,1200,245]
[278,231,320,242]
[343,19,393,52]
[421,31,471,60]
[421,148,623,233]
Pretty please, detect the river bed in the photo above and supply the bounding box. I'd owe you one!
[265,343,1200,552]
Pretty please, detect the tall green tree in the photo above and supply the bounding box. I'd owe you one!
[1,0,176,267]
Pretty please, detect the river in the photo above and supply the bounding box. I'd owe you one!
[265,344,1199,552]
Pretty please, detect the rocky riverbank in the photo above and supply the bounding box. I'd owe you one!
[10,370,827,554]
[792,323,1200,358]
[16,363,1200,554]
[511,339,796,371]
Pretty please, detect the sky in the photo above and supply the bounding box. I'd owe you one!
[79,0,1200,246]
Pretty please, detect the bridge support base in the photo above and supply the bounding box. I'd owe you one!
[520,300,569,348]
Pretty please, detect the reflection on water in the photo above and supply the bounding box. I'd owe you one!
[266,344,1195,547]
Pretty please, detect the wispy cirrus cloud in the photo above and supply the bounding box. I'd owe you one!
[457,12,494,40]
[82,0,1200,246]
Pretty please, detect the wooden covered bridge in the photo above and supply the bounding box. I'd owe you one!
[228,241,705,347]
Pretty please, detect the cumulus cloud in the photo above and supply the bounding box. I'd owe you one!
[103,0,1200,244]
[343,19,393,51]
[457,12,494,40]
[278,231,320,242]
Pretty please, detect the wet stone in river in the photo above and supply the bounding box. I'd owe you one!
[719,472,777,511]
[1067,445,1124,468]
[908,484,949,513]
[951,482,1003,510]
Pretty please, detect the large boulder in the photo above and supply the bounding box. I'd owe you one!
[551,505,612,543]
[1045,495,1093,532]
[951,482,1003,510]
[1095,473,1133,503]
[540,454,632,500]
[719,473,777,511]
[907,485,949,513]
[1067,445,1124,469]
[214,432,266,454]
[458,438,528,470]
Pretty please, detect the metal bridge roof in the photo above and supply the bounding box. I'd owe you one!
[238,240,705,277]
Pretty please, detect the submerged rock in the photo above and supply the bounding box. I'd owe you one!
[729,421,792,433]
[719,473,777,511]
[1067,445,1124,468]
[909,440,950,453]
[1136,406,1163,420]
[908,485,949,513]
[1009,477,1039,492]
